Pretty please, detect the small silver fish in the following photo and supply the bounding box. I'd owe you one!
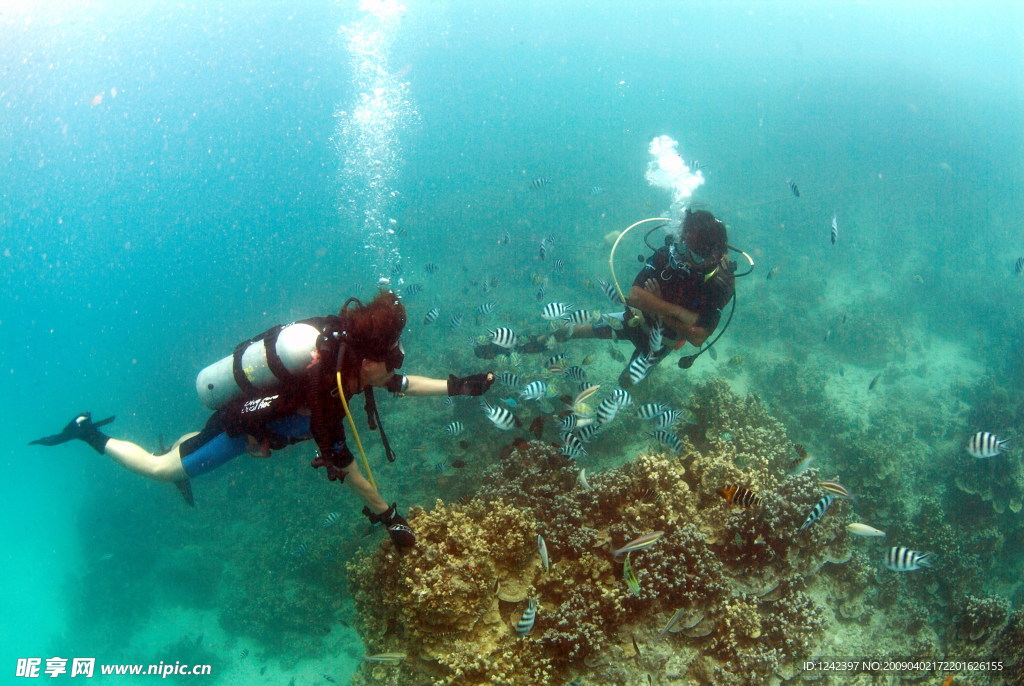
[577,468,594,492]
[360,652,406,664]
[537,535,550,573]
[611,531,665,557]
[516,598,538,636]
[847,522,885,537]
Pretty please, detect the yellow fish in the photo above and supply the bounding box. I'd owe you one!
[623,552,640,595]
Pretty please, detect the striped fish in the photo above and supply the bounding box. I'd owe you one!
[595,396,622,425]
[444,421,465,436]
[530,177,551,189]
[560,433,588,459]
[718,484,761,508]
[535,285,546,301]
[883,546,934,572]
[599,279,623,303]
[558,414,578,433]
[516,598,539,636]
[488,327,519,349]
[476,301,497,316]
[967,431,1009,459]
[637,403,671,420]
[610,388,633,408]
[545,353,567,369]
[561,310,595,327]
[291,542,308,558]
[541,302,573,320]
[519,380,548,400]
[650,430,682,453]
[654,410,685,430]
[424,262,438,274]
[320,511,341,528]
[1016,256,1024,275]
[404,283,423,296]
[648,322,664,354]
[448,314,463,329]
[482,401,517,430]
[830,213,838,245]
[423,307,440,324]
[576,423,601,442]
[611,531,665,557]
[537,535,550,573]
[552,258,566,274]
[797,494,835,533]
[564,366,587,382]
[818,480,854,499]
[496,372,521,389]
[628,354,652,385]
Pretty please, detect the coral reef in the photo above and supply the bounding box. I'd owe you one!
[953,376,1024,514]
[347,380,851,685]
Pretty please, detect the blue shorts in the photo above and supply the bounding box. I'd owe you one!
[179,413,312,478]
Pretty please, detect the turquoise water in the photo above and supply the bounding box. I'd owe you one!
[2,1,1022,683]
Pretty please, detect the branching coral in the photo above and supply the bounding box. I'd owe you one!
[956,594,1011,644]
[348,380,851,685]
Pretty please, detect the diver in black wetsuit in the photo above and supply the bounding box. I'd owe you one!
[475,209,736,386]
[31,291,494,552]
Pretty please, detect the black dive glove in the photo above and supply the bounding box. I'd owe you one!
[447,372,495,396]
[364,503,416,552]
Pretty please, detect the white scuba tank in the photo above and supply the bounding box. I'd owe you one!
[195,322,322,409]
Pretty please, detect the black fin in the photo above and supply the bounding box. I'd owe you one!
[174,479,195,508]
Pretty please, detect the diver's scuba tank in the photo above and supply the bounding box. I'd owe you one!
[195,322,322,409]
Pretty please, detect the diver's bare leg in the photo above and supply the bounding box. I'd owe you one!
[103,435,194,482]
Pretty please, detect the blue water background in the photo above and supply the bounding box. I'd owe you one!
[1,0,1021,677]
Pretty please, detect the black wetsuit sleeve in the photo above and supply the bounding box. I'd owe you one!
[307,357,355,482]
[695,267,735,332]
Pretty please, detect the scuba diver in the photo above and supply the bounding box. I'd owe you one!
[475,208,740,386]
[30,291,495,553]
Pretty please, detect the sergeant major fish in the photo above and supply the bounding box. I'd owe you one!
[883,546,934,571]
[797,494,835,533]
[967,431,1009,459]
[628,353,653,385]
[488,327,519,349]
[482,400,517,430]
[516,598,538,636]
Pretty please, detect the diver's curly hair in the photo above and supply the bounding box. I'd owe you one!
[681,209,728,261]
[337,291,407,359]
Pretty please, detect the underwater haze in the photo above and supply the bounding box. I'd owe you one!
[2,1,1023,684]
